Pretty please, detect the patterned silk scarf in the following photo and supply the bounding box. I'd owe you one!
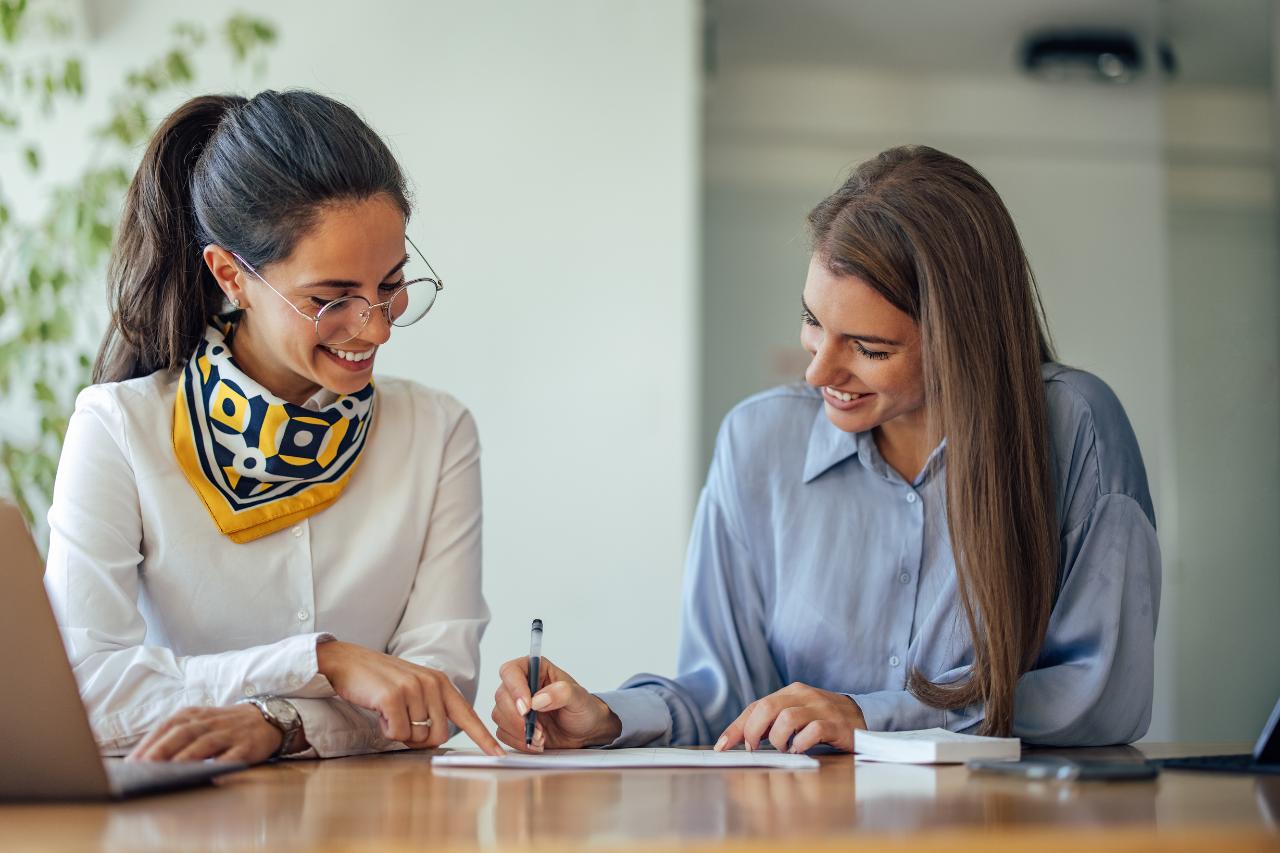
[173,325,375,543]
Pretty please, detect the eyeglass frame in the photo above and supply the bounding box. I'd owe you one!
[228,235,444,346]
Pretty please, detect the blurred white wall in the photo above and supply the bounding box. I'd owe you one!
[1164,83,1279,741]
[39,0,702,732]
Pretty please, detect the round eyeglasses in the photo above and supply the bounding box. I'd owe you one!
[230,236,444,346]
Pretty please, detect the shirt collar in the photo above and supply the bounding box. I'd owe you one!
[302,387,339,411]
[802,410,860,483]
[801,407,947,486]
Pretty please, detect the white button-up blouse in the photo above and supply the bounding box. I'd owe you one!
[44,369,487,758]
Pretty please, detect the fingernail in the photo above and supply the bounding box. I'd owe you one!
[745,742,753,752]
[531,694,550,711]
[516,698,528,715]
[714,736,727,752]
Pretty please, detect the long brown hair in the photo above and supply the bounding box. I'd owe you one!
[808,145,1059,737]
[94,90,411,384]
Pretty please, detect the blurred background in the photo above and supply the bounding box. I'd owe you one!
[0,0,1275,745]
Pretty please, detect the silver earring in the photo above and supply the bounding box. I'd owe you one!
[230,297,242,310]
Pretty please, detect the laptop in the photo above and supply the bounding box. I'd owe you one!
[0,499,246,800]
[1155,695,1280,776]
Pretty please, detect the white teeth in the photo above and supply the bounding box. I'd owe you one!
[325,346,374,363]
[827,387,861,402]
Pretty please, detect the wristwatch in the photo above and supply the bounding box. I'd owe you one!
[240,696,306,757]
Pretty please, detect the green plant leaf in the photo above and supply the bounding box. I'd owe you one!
[33,379,55,405]
[23,144,38,171]
[165,50,192,83]
[0,0,28,44]
[62,57,83,96]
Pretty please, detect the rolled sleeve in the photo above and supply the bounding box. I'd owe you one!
[287,698,407,759]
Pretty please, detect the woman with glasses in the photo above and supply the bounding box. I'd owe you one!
[44,90,504,764]
[491,145,1160,753]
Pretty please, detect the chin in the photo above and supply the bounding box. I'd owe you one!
[324,373,372,396]
[824,395,897,434]
[825,409,873,434]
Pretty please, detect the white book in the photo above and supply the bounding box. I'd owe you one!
[854,728,1020,764]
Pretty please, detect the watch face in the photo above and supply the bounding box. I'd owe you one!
[263,697,302,730]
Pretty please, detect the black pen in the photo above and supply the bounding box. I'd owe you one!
[525,618,543,746]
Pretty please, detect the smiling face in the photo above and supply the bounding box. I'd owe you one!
[205,194,409,404]
[801,254,926,435]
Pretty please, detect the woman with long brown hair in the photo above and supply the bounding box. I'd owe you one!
[491,145,1160,750]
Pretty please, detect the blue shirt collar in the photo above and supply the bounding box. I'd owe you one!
[802,411,859,483]
[802,408,947,486]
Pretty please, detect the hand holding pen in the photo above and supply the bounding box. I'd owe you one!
[491,622,624,752]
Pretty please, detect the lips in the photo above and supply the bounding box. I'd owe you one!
[822,385,874,410]
[319,345,376,372]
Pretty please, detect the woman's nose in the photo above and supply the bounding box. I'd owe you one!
[805,340,847,388]
[362,304,393,345]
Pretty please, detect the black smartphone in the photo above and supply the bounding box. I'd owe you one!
[967,756,1159,782]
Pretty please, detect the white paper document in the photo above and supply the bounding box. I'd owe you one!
[432,747,818,770]
[854,728,1020,764]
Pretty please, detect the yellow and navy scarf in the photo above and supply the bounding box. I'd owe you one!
[173,325,374,543]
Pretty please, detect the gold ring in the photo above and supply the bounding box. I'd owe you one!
[410,719,432,727]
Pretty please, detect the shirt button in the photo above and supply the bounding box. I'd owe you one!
[906,493,917,503]
[899,572,911,584]
[888,656,901,667]
[292,526,303,538]
[297,609,310,622]
[243,684,256,697]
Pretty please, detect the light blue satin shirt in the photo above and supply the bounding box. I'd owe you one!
[598,363,1161,748]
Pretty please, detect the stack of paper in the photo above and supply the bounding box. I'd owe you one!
[853,728,1020,764]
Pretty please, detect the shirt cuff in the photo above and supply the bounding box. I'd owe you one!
[287,698,408,759]
[848,690,947,732]
[592,688,672,748]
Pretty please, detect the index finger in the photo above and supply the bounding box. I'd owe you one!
[715,703,754,752]
[442,681,505,756]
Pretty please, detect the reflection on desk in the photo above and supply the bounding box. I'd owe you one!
[0,743,1276,851]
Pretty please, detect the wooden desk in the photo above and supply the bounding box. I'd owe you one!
[0,743,1276,851]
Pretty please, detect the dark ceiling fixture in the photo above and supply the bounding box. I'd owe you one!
[1021,30,1174,84]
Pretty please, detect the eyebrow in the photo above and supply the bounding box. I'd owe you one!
[801,296,902,347]
[300,255,411,289]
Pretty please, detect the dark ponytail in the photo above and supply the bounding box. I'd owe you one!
[93,90,411,383]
